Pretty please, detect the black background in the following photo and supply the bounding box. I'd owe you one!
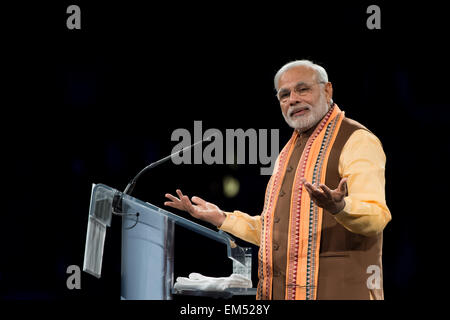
[1,0,449,304]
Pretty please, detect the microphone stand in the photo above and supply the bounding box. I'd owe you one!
[112,135,213,229]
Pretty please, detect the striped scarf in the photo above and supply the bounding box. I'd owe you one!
[257,105,344,300]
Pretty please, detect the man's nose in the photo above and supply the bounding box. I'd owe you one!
[288,90,302,106]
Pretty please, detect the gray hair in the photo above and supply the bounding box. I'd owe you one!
[274,60,329,90]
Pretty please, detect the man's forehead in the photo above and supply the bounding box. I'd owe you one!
[278,66,316,88]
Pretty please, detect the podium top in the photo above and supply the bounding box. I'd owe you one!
[84,183,248,278]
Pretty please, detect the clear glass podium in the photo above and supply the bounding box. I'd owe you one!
[83,183,256,300]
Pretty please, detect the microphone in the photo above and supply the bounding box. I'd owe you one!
[123,134,213,196]
[112,134,213,225]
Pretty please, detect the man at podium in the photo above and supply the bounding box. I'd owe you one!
[164,60,391,300]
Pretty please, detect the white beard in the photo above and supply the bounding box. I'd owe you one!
[282,95,330,133]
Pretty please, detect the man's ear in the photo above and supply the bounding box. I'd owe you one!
[325,82,333,103]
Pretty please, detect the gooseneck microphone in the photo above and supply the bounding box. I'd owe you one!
[123,134,213,196]
[112,135,213,228]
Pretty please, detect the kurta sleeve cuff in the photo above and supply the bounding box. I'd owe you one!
[333,197,353,217]
[218,211,235,233]
[217,210,261,246]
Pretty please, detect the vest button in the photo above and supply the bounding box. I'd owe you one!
[286,166,293,172]
[279,190,285,197]
[273,243,279,250]
[274,217,280,223]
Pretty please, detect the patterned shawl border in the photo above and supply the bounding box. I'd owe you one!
[305,111,343,300]
[256,130,297,300]
[257,105,345,300]
[285,106,338,299]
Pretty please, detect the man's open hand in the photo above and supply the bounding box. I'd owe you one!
[301,177,348,214]
[164,189,226,227]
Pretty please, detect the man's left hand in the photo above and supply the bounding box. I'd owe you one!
[301,177,348,214]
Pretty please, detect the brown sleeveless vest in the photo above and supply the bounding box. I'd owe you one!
[271,116,384,300]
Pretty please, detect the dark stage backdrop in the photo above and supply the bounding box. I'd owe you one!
[2,1,449,303]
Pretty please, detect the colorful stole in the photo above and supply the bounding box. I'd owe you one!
[257,105,344,300]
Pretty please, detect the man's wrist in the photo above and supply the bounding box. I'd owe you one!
[329,200,346,215]
[216,210,227,228]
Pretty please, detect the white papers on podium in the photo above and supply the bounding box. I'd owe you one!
[173,273,252,292]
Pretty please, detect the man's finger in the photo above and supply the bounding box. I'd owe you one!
[164,201,184,210]
[305,183,320,196]
[176,189,184,199]
[305,183,325,199]
[303,182,314,194]
[191,196,207,206]
[303,181,316,191]
[302,178,315,187]
[181,195,196,215]
[312,188,326,199]
[165,193,180,202]
[164,201,176,208]
[319,184,333,198]
[306,182,322,195]
[338,178,348,194]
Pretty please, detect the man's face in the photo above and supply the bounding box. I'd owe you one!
[277,66,332,132]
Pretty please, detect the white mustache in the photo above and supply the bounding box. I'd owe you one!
[288,105,311,117]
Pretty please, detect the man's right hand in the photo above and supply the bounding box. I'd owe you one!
[164,189,226,227]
